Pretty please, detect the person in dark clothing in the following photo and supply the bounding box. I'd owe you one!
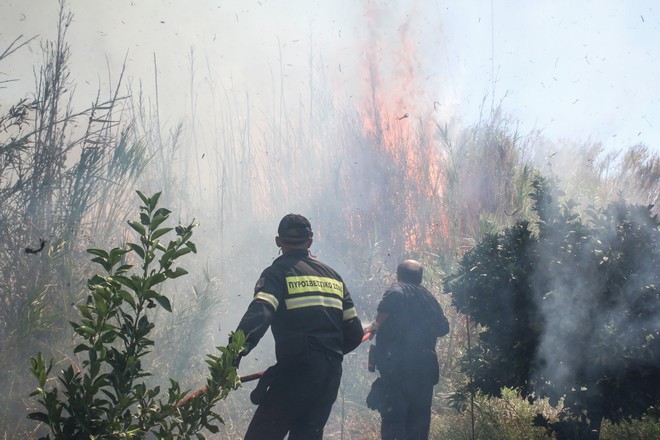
[365,260,449,440]
[235,214,364,440]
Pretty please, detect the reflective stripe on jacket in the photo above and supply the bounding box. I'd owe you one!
[237,249,363,360]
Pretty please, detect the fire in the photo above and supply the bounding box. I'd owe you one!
[351,2,449,257]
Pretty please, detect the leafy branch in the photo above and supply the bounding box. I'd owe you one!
[29,191,243,439]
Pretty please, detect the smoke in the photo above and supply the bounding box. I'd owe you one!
[530,192,659,411]
[2,0,659,436]
[4,1,659,151]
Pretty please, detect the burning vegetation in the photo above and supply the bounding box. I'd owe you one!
[1,1,659,439]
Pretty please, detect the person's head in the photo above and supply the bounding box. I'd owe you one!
[275,214,314,253]
[396,259,423,285]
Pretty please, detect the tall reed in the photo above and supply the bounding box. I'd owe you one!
[0,2,146,436]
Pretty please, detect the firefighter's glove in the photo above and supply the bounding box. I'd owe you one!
[250,365,278,405]
[232,348,249,369]
[232,340,253,369]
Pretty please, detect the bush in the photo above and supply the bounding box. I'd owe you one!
[433,388,558,440]
[29,191,244,439]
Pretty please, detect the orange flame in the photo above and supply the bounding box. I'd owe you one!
[353,2,449,256]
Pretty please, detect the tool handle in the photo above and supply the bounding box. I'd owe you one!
[177,371,265,407]
[177,386,208,407]
[240,371,265,383]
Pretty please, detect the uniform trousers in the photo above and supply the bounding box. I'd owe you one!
[379,376,435,440]
[244,350,342,440]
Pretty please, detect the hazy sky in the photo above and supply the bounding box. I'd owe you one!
[2,0,659,153]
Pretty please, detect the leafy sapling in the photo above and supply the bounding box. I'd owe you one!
[29,191,244,439]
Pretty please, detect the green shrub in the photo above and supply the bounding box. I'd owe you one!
[600,409,660,440]
[28,191,244,439]
[433,388,558,440]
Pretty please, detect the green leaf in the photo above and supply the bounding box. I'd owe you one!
[27,412,50,423]
[100,330,117,344]
[146,273,167,288]
[114,275,138,291]
[94,296,108,314]
[166,267,188,279]
[159,249,175,267]
[88,274,106,287]
[154,207,172,218]
[140,212,151,226]
[128,220,146,236]
[91,257,112,272]
[77,305,92,319]
[149,385,161,398]
[173,247,192,259]
[116,264,133,275]
[109,248,129,265]
[76,326,96,338]
[74,343,90,353]
[154,295,172,312]
[109,247,129,257]
[87,248,109,259]
[136,190,150,206]
[118,290,137,308]
[127,242,145,259]
[149,192,162,211]
[151,227,173,240]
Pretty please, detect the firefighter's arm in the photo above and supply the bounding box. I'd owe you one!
[341,294,364,354]
[366,285,398,337]
[235,299,276,356]
[342,316,364,354]
[363,311,389,339]
[234,269,282,357]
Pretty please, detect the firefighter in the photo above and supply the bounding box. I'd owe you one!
[365,260,449,440]
[235,214,364,440]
